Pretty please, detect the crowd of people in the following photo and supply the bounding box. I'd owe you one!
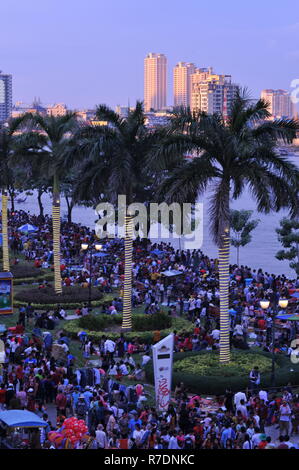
[1,209,299,449]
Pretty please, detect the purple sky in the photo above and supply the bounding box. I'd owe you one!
[1,0,299,110]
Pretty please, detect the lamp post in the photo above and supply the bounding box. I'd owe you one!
[81,242,102,309]
[260,297,289,388]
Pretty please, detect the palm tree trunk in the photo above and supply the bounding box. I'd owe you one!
[219,231,231,363]
[52,174,62,294]
[37,189,44,218]
[8,188,15,213]
[1,191,10,272]
[65,194,74,224]
[122,214,133,331]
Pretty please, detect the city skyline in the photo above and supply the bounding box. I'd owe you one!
[1,0,299,110]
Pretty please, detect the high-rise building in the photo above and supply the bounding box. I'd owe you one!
[191,70,238,117]
[144,53,167,112]
[261,89,295,119]
[173,62,196,108]
[0,71,12,123]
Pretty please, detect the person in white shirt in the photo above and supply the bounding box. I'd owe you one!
[236,400,248,419]
[211,329,220,341]
[168,433,180,449]
[104,339,116,357]
[242,434,253,449]
[95,424,108,449]
[251,429,262,448]
[59,308,67,319]
[259,390,268,403]
[141,354,151,367]
[119,362,129,375]
[132,424,144,447]
[234,391,247,408]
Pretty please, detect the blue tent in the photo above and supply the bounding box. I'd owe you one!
[92,252,108,258]
[18,224,38,233]
[0,410,47,428]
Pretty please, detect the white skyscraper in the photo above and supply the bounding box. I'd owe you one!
[173,62,196,108]
[261,89,295,119]
[144,53,167,112]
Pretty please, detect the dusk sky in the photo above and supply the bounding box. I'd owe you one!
[1,0,299,110]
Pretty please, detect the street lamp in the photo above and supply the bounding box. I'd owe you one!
[81,243,102,309]
[260,297,289,387]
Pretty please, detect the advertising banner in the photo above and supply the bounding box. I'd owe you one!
[0,273,13,314]
[152,333,174,412]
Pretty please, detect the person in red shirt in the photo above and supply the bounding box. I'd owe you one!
[0,385,6,409]
[34,258,41,268]
[56,390,67,416]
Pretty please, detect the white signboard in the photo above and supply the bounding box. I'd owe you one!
[152,333,174,412]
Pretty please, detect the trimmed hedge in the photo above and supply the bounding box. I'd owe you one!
[15,286,104,303]
[145,349,299,395]
[14,273,54,285]
[14,287,112,309]
[78,312,172,332]
[11,265,48,279]
[63,314,193,344]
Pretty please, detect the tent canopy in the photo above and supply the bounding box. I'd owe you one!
[92,252,108,258]
[0,410,47,428]
[161,270,183,277]
[276,314,299,321]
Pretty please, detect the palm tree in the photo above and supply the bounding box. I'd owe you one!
[64,102,160,331]
[0,117,28,271]
[153,90,299,363]
[230,209,260,265]
[14,113,78,293]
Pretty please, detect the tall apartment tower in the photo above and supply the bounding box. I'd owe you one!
[191,70,238,117]
[173,62,196,108]
[0,71,12,123]
[144,53,167,112]
[261,89,295,119]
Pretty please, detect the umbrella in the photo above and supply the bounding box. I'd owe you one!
[92,252,108,258]
[151,249,164,256]
[18,224,38,233]
[276,314,299,321]
[291,292,299,299]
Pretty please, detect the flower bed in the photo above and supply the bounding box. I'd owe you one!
[63,314,193,344]
[14,286,110,309]
[145,349,299,395]
[11,265,49,279]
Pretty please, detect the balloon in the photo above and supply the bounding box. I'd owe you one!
[48,431,58,442]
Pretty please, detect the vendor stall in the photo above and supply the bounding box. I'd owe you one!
[0,410,47,449]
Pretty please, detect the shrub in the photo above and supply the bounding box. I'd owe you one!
[11,265,48,279]
[14,273,54,285]
[14,286,106,308]
[78,312,172,332]
[63,315,193,344]
[15,286,103,303]
[145,349,299,395]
